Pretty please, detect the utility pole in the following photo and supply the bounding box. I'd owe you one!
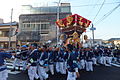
[92,24,94,46]
[90,23,96,47]
[9,8,13,49]
[40,21,41,44]
[54,0,61,47]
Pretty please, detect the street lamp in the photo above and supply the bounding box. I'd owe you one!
[54,0,61,47]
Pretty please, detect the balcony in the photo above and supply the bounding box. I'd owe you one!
[0,36,16,42]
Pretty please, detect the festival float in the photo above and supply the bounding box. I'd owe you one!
[56,14,91,48]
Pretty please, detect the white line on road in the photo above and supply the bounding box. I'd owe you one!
[8,70,21,74]
[111,63,120,67]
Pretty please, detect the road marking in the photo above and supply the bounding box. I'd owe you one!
[105,64,111,67]
[8,70,21,74]
[111,63,120,67]
[6,60,23,74]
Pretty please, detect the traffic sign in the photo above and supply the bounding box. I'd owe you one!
[90,27,96,30]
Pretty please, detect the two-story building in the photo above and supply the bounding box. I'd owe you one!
[0,22,18,48]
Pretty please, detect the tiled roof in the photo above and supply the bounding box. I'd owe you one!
[108,38,120,41]
[0,22,18,26]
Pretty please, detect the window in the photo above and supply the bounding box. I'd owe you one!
[23,24,26,28]
[23,23,31,30]
[22,22,49,31]
[41,24,49,29]
[0,31,9,37]
[27,24,30,28]
[4,31,9,37]
[36,24,40,30]
[61,7,70,13]
[30,24,35,30]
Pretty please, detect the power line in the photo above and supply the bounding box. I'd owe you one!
[72,2,120,7]
[91,0,100,8]
[92,0,106,22]
[95,4,120,25]
[96,33,110,38]
[85,0,94,14]
[86,0,100,18]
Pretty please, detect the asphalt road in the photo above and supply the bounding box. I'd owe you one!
[8,65,120,80]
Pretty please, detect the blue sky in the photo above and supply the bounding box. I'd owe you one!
[0,0,120,40]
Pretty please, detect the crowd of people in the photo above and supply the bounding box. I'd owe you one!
[0,43,120,80]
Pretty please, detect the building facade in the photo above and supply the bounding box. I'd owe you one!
[18,3,72,45]
[0,22,18,48]
[0,18,4,23]
[108,38,120,48]
[83,39,103,48]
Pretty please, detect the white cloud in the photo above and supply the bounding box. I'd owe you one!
[0,0,67,22]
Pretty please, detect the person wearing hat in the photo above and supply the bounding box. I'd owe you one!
[78,49,86,70]
[107,48,113,65]
[37,45,49,80]
[27,43,39,80]
[54,47,61,73]
[98,48,106,65]
[47,47,55,75]
[57,47,66,74]
[92,48,98,66]
[85,48,94,72]
[66,44,80,80]
[11,45,21,71]
[0,51,16,80]
[20,45,29,71]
